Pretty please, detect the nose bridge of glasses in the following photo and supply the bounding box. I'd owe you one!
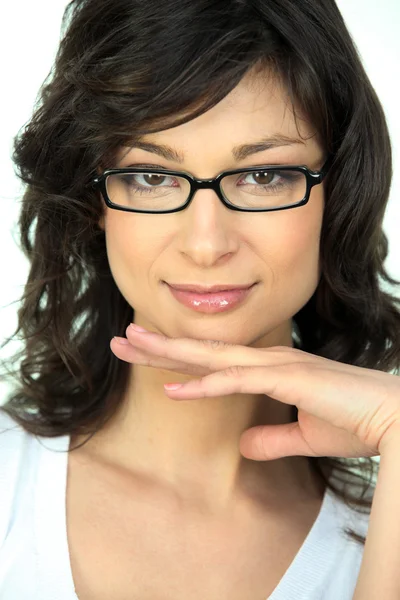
[192,177,221,189]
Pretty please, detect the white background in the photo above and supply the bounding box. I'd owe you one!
[0,1,399,402]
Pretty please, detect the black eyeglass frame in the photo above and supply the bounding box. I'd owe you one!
[91,155,334,214]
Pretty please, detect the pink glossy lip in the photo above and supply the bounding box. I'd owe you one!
[165,282,257,313]
[167,283,254,293]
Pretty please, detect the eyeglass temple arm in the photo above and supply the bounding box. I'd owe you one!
[320,154,335,178]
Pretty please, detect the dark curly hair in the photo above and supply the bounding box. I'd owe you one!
[1,0,400,546]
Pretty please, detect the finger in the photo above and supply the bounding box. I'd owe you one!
[125,324,307,372]
[163,363,371,438]
[110,337,208,377]
[239,421,372,461]
[125,326,359,382]
[164,364,297,402]
[239,422,316,460]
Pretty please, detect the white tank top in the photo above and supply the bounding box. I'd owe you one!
[0,409,371,600]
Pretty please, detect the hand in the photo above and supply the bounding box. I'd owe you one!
[110,324,400,461]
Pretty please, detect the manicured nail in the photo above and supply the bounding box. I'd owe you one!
[164,383,183,391]
[113,336,130,345]
[130,324,148,333]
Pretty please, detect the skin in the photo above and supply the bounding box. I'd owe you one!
[73,67,327,516]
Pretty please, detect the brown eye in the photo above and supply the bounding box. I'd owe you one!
[143,174,167,186]
[251,172,275,185]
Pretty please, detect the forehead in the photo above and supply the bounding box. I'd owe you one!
[117,66,321,163]
[202,66,316,138]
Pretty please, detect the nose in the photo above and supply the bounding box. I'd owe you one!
[177,187,239,268]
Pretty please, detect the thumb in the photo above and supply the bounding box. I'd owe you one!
[239,422,315,461]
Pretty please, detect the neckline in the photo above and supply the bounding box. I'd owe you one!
[35,432,342,600]
[267,486,340,598]
[34,432,80,599]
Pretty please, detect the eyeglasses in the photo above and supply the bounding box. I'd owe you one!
[92,155,333,214]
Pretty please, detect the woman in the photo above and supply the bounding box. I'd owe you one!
[1,0,400,598]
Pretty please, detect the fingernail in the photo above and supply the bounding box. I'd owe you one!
[113,336,130,345]
[130,324,148,333]
[164,383,183,391]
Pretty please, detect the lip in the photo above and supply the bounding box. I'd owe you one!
[164,282,257,313]
[166,283,255,293]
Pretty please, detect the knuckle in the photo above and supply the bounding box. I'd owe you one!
[287,360,309,375]
[224,364,248,378]
[201,339,230,352]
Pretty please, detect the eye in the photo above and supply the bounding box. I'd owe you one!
[238,171,279,186]
[132,173,178,188]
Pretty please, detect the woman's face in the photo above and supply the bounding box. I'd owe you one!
[99,69,326,347]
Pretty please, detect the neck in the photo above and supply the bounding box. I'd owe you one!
[71,320,321,513]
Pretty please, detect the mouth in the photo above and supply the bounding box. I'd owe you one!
[163,281,258,314]
[165,282,256,293]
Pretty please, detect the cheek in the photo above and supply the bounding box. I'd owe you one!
[103,213,163,302]
[256,189,323,302]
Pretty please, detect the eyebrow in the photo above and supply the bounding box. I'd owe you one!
[128,134,306,164]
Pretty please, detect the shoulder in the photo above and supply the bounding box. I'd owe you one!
[0,409,40,547]
[0,409,35,454]
[0,408,32,457]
